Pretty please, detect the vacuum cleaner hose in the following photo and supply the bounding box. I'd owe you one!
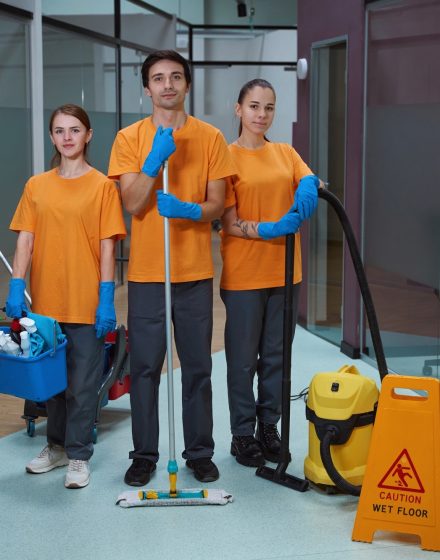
[320,428,361,496]
[317,188,388,381]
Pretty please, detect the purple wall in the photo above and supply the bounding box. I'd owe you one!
[295,0,366,354]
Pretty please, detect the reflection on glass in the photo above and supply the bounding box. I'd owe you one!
[0,15,32,260]
[121,47,150,128]
[364,0,440,377]
[42,26,117,173]
[121,0,175,49]
[177,22,190,60]
[42,0,114,36]
[193,29,296,63]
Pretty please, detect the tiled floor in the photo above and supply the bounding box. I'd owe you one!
[0,326,437,560]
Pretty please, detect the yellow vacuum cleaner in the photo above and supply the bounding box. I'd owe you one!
[303,188,388,496]
[304,365,379,495]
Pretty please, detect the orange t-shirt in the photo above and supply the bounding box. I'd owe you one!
[9,168,126,323]
[108,115,236,283]
[220,142,313,290]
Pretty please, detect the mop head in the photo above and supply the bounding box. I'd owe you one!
[116,488,233,507]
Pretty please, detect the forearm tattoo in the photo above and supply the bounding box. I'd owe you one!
[232,218,258,238]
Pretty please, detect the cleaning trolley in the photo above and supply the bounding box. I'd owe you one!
[0,249,130,440]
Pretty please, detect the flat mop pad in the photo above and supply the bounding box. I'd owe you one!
[116,488,233,507]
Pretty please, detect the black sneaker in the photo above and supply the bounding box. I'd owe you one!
[186,458,219,482]
[231,435,265,467]
[124,458,156,486]
[256,422,284,463]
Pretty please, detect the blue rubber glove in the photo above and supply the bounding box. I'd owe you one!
[157,190,202,221]
[257,212,302,240]
[5,278,28,319]
[292,174,319,220]
[141,126,176,178]
[95,281,116,339]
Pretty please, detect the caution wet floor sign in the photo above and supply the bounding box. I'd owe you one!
[352,375,440,552]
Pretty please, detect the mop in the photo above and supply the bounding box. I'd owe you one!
[117,160,233,508]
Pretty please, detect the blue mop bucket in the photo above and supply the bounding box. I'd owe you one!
[0,326,67,401]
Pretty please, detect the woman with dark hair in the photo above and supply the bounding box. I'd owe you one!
[6,104,126,488]
[220,79,320,468]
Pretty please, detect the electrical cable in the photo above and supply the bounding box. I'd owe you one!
[290,387,308,402]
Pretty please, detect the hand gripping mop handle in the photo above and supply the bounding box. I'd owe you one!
[163,161,178,495]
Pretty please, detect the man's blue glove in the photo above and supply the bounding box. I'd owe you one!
[257,212,302,240]
[292,174,319,220]
[157,190,202,221]
[141,126,176,178]
[5,278,28,319]
[95,281,116,339]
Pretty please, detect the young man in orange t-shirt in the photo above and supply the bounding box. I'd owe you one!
[108,50,236,486]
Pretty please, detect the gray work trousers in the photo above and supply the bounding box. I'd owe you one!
[46,324,104,460]
[127,280,214,463]
[220,284,300,436]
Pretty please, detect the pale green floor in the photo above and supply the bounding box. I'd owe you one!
[0,327,437,560]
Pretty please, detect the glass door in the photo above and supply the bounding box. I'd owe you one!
[307,40,347,345]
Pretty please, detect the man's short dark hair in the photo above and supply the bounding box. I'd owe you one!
[141,50,192,88]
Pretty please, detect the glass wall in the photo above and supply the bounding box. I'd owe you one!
[0,12,32,310]
[42,26,117,174]
[307,42,347,346]
[364,0,440,377]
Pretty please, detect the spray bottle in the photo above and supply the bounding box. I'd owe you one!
[19,317,37,334]
[20,331,31,358]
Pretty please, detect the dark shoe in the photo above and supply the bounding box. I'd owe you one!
[124,458,156,486]
[256,422,284,463]
[230,435,265,467]
[186,458,219,483]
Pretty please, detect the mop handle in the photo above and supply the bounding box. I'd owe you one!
[163,161,176,463]
[0,250,32,305]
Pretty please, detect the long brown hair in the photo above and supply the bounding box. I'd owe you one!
[237,79,276,139]
[49,104,91,168]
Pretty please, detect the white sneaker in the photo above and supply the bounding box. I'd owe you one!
[26,445,69,474]
[65,459,90,489]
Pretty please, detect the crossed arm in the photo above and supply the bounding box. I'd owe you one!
[119,172,226,222]
[221,205,260,239]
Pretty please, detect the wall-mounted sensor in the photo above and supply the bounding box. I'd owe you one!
[297,58,308,80]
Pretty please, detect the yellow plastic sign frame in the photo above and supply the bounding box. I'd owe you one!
[352,374,439,552]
